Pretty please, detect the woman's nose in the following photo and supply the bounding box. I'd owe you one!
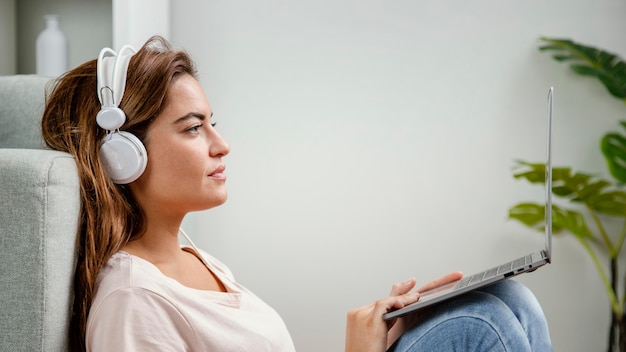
[210,131,230,157]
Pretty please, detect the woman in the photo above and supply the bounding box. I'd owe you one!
[42,36,552,351]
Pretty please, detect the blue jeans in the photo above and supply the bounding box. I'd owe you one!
[389,280,553,351]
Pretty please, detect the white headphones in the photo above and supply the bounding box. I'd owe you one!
[96,45,147,184]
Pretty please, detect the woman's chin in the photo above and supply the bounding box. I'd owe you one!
[198,192,228,211]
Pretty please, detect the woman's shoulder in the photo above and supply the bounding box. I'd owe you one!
[87,253,195,350]
[92,251,170,303]
[99,250,157,279]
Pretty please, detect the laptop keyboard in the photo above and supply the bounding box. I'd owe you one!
[454,254,539,290]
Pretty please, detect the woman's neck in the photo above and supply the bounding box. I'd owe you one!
[122,221,185,265]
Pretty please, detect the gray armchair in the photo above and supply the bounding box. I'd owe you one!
[0,75,79,351]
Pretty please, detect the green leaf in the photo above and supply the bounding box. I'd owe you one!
[570,64,602,77]
[601,131,626,183]
[513,160,626,216]
[509,202,544,227]
[553,206,595,239]
[538,44,562,52]
[587,191,626,215]
[509,202,595,239]
[578,179,612,199]
[539,37,626,101]
[552,54,578,62]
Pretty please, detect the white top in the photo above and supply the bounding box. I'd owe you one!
[86,248,296,351]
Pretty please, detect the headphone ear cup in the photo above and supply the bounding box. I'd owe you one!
[99,131,148,184]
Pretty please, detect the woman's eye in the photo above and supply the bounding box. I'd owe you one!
[187,124,203,133]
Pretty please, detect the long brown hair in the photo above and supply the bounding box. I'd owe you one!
[41,36,197,351]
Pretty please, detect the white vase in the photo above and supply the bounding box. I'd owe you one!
[35,15,68,77]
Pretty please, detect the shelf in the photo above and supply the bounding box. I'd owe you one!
[1,0,169,75]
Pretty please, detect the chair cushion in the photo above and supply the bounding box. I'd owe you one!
[0,149,79,351]
[0,75,52,149]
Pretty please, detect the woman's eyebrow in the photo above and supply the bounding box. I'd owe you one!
[173,112,207,124]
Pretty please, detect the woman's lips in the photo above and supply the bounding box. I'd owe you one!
[209,164,226,180]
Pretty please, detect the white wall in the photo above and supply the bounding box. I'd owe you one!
[172,1,626,351]
[112,0,169,49]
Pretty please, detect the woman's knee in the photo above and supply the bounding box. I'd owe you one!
[478,280,553,350]
[393,291,533,352]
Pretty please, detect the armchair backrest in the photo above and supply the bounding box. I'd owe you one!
[0,75,79,351]
[0,75,49,149]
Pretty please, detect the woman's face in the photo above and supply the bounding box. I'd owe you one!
[130,74,230,218]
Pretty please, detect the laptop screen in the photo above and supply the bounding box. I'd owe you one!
[545,87,554,260]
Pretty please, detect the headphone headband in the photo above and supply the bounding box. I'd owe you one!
[97,45,136,110]
[96,45,147,185]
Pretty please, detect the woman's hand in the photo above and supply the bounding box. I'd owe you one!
[387,271,464,346]
[345,272,463,352]
[345,278,419,352]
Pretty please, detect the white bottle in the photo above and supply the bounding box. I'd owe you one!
[35,15,68,77]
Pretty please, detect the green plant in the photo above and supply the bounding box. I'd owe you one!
[509,37,626,352]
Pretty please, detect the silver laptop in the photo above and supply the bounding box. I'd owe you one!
[383,87,554,321]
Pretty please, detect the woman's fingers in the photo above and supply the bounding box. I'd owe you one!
[346,274,463,352]
[345,292,419,352]
[390,277,417,296]
[385,279,420,331]
[390,272,463,298]
[416,271,463,293]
